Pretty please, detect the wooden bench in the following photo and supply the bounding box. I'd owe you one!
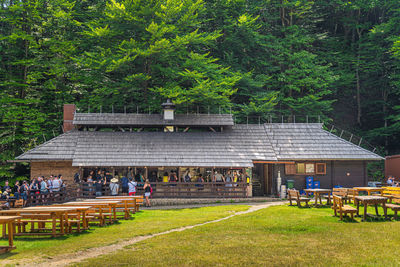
[332,195,357,220]
[384,203,400,220]
[288,189,310,208]
[0,216,21,254]
[381,187,400,203]
[346,189,358,204]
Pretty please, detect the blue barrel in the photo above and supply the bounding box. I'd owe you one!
[313,181,320,189]
[306,182,313,189]
[306,176,314,184]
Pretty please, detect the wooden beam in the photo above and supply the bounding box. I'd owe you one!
[183,127,190,132]
[209,127,216,132]
[253,161,295,164]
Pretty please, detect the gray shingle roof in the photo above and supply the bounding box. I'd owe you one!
[16,123,383,166]
[16,131,79,161]
[71,125,275,167]
[73,113,234,127]
[265,123,383,160]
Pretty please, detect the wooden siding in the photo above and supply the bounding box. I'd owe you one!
[30,161,78,184]
[274,160,367,190]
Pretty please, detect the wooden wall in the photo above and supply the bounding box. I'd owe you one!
[30,161,78,184]
[273,160,367,191]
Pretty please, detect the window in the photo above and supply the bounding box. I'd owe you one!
[305,163,315,174]
[285,162,327,176]
[296,163,305,174]
[285,164,296,175]
[316,163,326,175]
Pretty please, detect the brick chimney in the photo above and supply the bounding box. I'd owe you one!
[63,104,76,132]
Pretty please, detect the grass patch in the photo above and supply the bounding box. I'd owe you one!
[77,204,400,267]
[0,205,249,262]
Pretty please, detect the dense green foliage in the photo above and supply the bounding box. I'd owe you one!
[1,0,400,179]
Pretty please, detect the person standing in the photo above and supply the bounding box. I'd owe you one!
[109,177,120,196]
[143,180,152,207]
[13,181,20,199]
[184,170,191,183]
[121,175,129,196]
[52,176,61,192]
[20,181,29,206]
[128,178,137,196]
[95,177,106,196]
[163,172,169,183]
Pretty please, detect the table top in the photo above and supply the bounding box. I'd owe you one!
[0,207,77,214]
[24,206,91,211]
[0,216,22,223]
[354,196,387,201]
[89,198,134,202]
[353,187,383,191]
[63,201,121,206]
[96,196,143,199]
[304,189,332,193]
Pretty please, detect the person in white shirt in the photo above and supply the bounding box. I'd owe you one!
[128,178,137,196]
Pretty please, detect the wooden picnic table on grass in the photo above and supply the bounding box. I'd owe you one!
[0,207,77,237]
[0,216,21,254]
[96,195,144,212]
[304,189,332,206]
[24,206,91,231]
[354,196,388,221]
[62,201,121,224]
[87,198,136,219]
[353,187,384,196]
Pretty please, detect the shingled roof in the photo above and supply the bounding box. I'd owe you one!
[16,123,383,166]
[73,113,234,127]
[265,123,383,160]
[71,125,276,167]
[17,131,79,161]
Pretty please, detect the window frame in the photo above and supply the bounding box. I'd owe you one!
[285,162,327,176]
[315,163,327,175]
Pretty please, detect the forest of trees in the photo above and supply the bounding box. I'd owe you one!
[1,0,400,180]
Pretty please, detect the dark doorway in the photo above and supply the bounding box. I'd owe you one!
[263,164,273,195]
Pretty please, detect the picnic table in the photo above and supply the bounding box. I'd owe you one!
[304,189,332,206]
[89,198,136,219]
[0,216,21,254]
[353,187,384,196]
[24,206,91,231]
[96,195,143,212]
[0,207,77,237]
[62,201,121,224]
[354,196,388,221]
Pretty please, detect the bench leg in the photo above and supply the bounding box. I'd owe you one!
[340,211,343,221]
[350,212,354,220]
[394,210,398,220]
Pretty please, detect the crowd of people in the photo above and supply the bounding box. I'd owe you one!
[0,175,66,206]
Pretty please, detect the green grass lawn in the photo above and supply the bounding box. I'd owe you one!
[77,204,400,267]
[0,205,249,263]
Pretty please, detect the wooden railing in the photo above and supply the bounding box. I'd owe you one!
[75,182,249,198]
[26,188,73,206]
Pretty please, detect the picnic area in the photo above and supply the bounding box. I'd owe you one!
[2,185,400,266]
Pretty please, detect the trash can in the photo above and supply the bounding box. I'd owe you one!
[287,179,295,189]
[313,181,320,189]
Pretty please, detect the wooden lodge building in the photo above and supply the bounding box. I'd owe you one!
[15,100,383,197]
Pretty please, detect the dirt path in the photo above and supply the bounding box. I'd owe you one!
[20,202,285,267]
